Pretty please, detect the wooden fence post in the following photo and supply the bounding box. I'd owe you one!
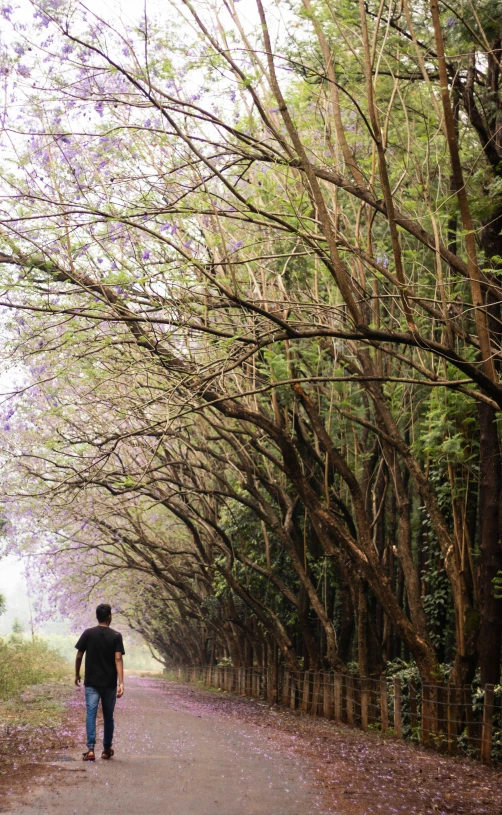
[323,673,334,719]
[346,676,354,725]
[422,683,431,745]
[437,684,448,750]
[409,681,417,734]
[481,685,495,765]
[334,673,342,722]
[380,677,388,733]
[282,671,290,706]
[301,671,310,711]
[464,685,479,756]
[393,677,402,738]
[360,678,369,731]
[271,646,278,705]
[312,673,321,716]
[447,686,458,755]
[290,672,298,710]
[423,682,441,746]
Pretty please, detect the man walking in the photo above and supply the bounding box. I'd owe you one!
[75,603,125,761]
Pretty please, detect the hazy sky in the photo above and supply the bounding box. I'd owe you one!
[0,555,31,635]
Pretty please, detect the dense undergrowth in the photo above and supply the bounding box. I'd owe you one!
[0,636,70,699]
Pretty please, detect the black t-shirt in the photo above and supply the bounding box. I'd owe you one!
[75,626,125,688]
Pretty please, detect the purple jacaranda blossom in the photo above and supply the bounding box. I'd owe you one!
[33,9,50,27]
[142,250,150,260]
[17,64,30,78]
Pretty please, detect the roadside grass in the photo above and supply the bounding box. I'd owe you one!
[0,683,71,740]
[0,642,75,778]
[0,636,70,699]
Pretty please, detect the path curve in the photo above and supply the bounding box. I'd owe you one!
[12,676,320,815]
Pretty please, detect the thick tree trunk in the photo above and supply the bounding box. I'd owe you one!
[337,579,355,664]
[298,586,322,670]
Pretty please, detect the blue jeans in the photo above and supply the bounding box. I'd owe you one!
[85,686,117,749]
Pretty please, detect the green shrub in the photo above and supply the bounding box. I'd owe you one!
[0,637,69,698]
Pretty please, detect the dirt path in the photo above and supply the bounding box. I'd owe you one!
[9,676,320,815]
[5,676,502,815]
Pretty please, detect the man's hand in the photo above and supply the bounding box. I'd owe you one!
[75,651,84,688]
[115,651,124,698]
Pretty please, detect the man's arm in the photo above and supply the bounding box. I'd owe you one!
[75,651,84,687]
[115,652,124,697]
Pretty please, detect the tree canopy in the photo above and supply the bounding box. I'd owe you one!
[0,0,501,685]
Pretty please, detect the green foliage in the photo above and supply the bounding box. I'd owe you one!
[0,637,69,699]
[387,660,502,760]
[11,617,24,637]
[0,592,5,617]
[421,539,454,653]
[494,571,502,599]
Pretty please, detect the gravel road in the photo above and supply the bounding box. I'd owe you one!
[11,676,320,815]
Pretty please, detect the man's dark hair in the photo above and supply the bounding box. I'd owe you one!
[96,603,112,623]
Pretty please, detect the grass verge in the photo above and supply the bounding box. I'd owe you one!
[0,637,69,699]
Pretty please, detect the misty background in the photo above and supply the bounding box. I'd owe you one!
[0,555,160,670]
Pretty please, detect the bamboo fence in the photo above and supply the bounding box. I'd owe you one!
[173,665,501,765]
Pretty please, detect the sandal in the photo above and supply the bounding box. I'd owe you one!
[101,747,114,760]
[82,749,95,761]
